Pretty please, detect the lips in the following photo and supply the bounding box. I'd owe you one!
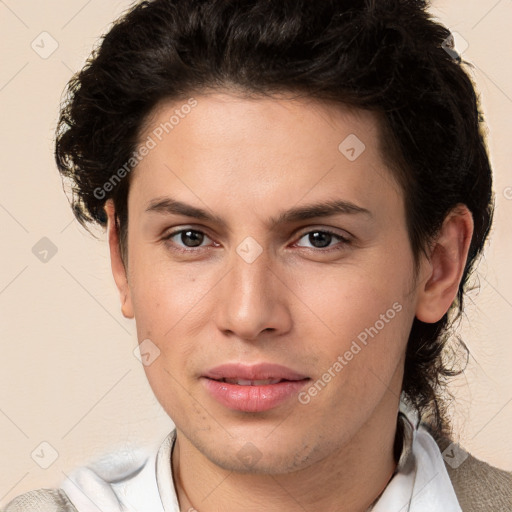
[201,363,310,412]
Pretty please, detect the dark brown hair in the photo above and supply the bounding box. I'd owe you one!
[55,0,494,440]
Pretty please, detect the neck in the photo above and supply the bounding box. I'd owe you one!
[171,401,401,512]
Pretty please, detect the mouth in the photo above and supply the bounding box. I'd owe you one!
[211,378,291,386]
[203,362,309,382]
[201,363,310,412]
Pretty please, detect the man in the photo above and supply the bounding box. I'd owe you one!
[5,0,511,510]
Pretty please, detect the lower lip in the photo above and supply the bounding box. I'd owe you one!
[202,378,310,412]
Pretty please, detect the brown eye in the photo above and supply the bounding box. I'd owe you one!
[295,229,351,251]
[177,229,205,247]
[163,228,213,252]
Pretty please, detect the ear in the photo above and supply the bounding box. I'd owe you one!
[105,199,134,319]
[415,205,474,323]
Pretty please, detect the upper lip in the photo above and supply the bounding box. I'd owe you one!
[203,363,309,381]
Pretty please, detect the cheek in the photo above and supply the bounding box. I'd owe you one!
[297,277,411,382]
[297,269,413,409]
[292,241,416,382]
[299,255,413,335]
[128,257,218,399]
[128,246,208,338]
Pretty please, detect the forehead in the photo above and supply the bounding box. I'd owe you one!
[140,91,382,153]
[129,91,401,218]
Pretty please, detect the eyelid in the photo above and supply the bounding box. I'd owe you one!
[294,226,353,242]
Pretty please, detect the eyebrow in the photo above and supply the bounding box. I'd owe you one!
[145,196,372,229]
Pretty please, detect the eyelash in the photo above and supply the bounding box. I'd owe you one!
[161,227,352,254]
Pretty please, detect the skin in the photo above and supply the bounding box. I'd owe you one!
[105,91,473,512]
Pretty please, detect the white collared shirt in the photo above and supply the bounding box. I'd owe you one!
[59,408,462,512]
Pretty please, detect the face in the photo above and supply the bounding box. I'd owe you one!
[113,92,423,473]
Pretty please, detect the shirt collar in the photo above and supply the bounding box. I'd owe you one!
[156,407,461,512]
[369,405,462,512]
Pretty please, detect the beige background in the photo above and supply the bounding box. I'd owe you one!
[0,0,511,505]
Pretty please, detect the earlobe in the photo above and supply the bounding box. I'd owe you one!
[415,205,474,324]
[105,200,134,319]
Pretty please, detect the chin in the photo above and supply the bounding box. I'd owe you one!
[189,423,328,475]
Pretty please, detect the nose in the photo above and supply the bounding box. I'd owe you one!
[214,243,293,341]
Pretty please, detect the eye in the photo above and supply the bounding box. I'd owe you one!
[162,228,215,252]
[294,229,351,252]
[162,227,352,255]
